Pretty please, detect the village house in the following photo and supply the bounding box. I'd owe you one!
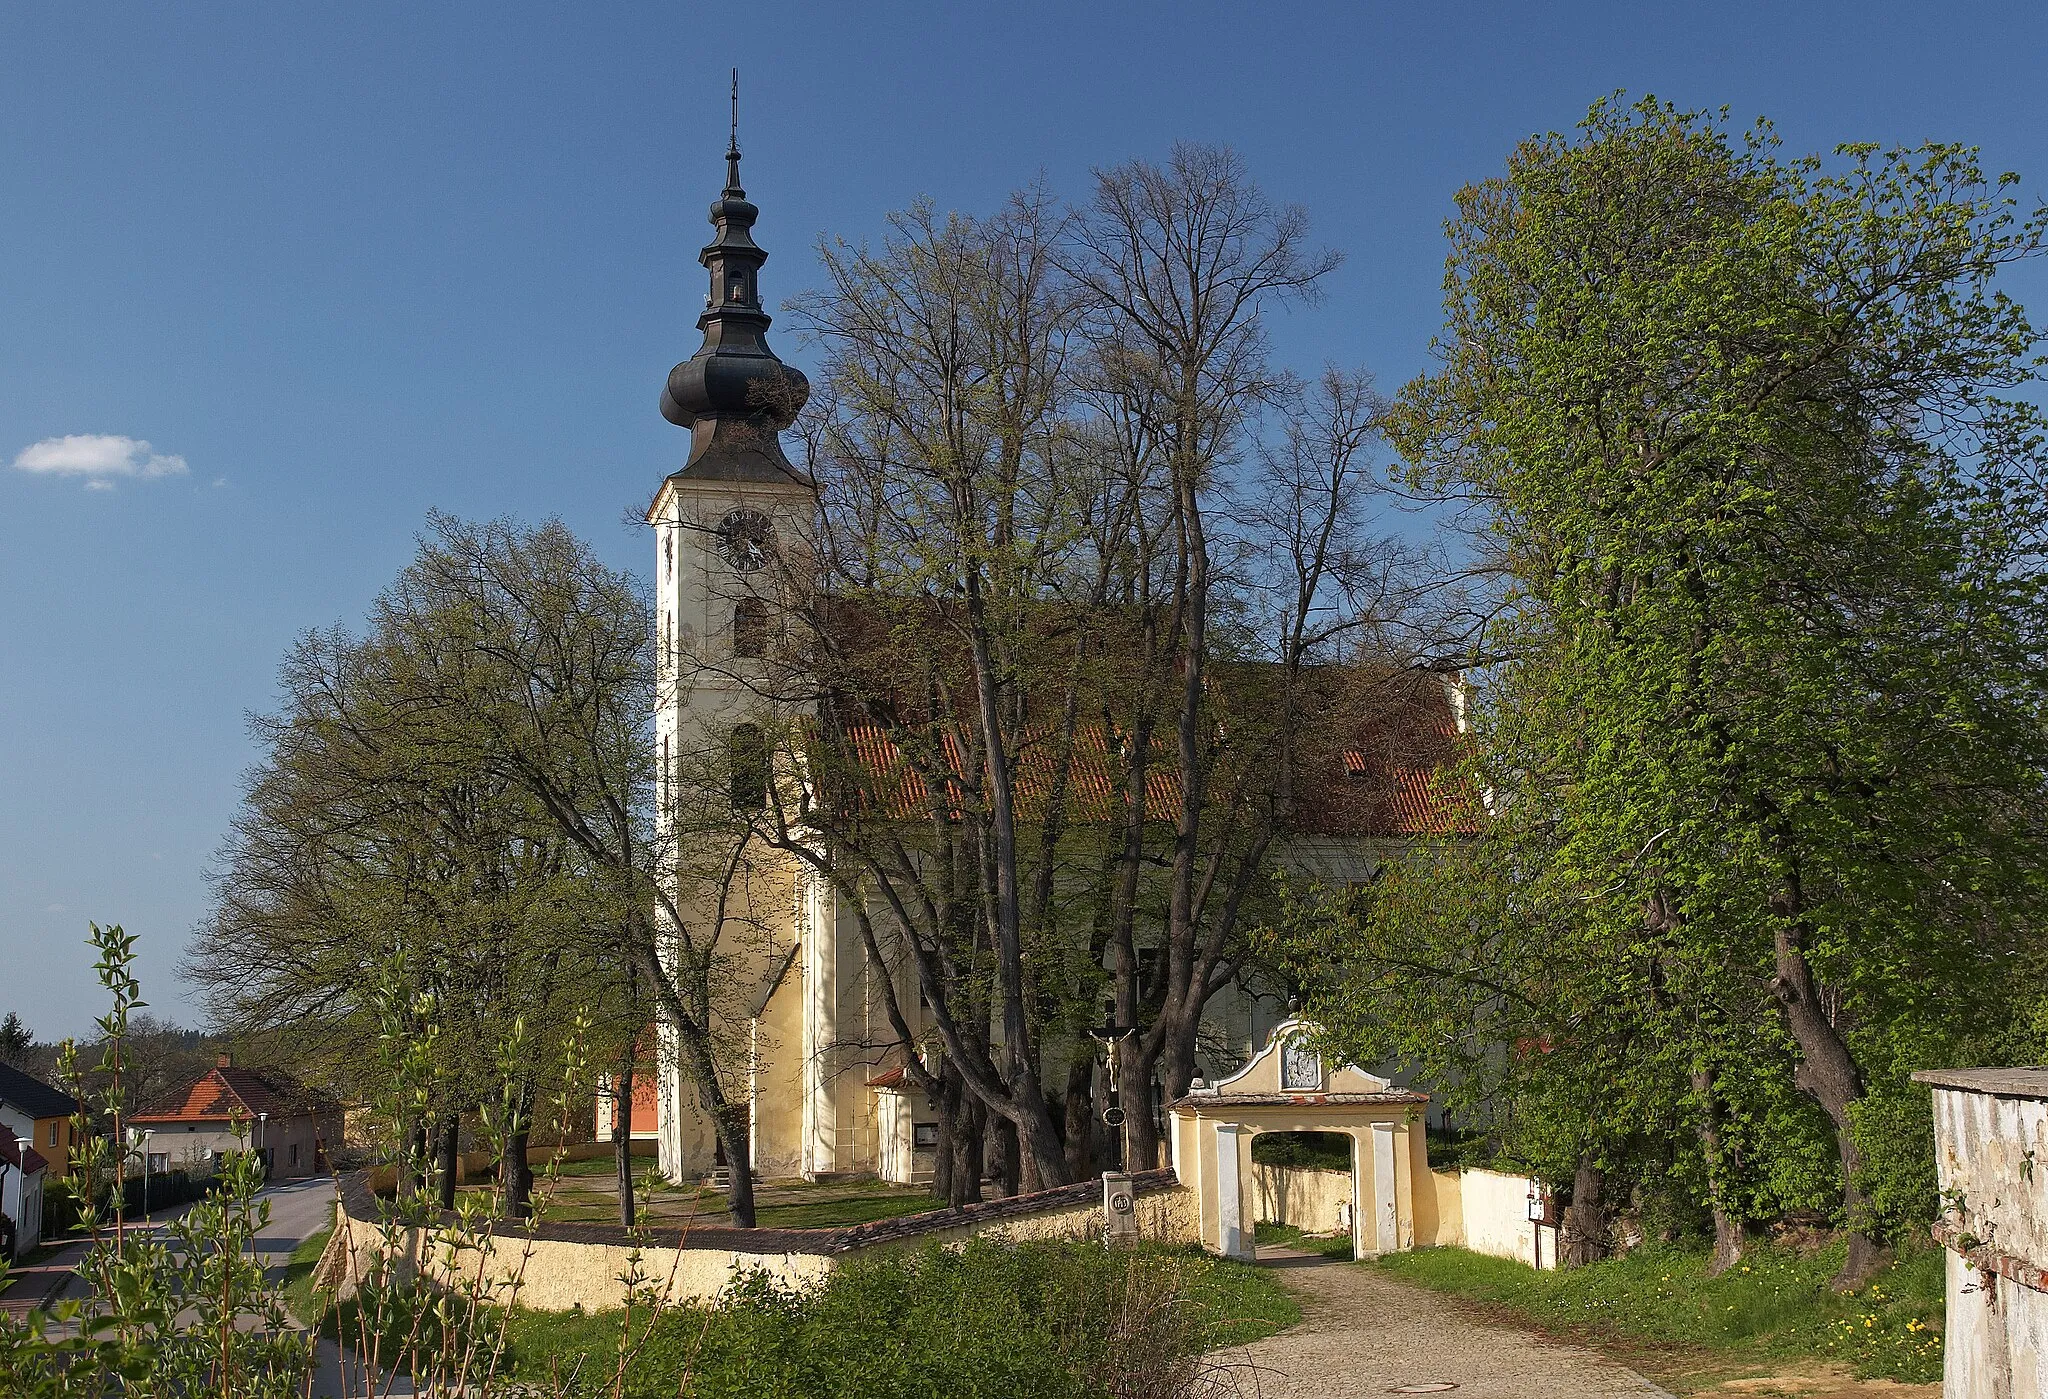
[0,1061,80,1181]
[0,1131,49,1260]
[638,140,1462,1188]
[129,1054,344,1181]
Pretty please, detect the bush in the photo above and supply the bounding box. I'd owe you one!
[485,1239,1296,1399]
[42,1167,224,1236]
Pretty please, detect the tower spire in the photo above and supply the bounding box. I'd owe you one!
[655,82,812,487]
[725,69,743,197]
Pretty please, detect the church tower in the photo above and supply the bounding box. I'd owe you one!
[645,100,818,1183]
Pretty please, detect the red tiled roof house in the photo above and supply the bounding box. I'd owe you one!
[129,1055,344,1181]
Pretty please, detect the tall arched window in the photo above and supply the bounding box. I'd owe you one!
[732,597,769,658]
[729,723,768,810]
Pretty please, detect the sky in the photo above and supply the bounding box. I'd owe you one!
[4,2,2046,1039]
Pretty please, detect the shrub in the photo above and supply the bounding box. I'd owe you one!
[493,1239,1295,1399]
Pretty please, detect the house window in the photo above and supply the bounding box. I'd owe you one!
[733,597,769,658]
[147,1152,169,1173]
[48,1122,58,1146]
[290,1143,299,1165]
[661,735,670,817]
[664,532,674,577]
[729,723,769,809]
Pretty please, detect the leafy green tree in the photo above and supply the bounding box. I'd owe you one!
[1298,97,2048,1284]
[191,543,631,1219]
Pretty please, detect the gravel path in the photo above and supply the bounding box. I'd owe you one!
[1225,1248,1672,1399]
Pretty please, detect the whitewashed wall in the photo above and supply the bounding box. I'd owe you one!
[1449,1167,1555,1270]
[1919,1068,2048,1399]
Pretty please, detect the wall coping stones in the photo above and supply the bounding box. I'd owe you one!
[337,1166,1182,1258]
[1913,1067,2048,1099]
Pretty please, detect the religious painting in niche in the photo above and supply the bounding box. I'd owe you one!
[912,1123,938,1151]
[1281,1034,1324,1092]
[717,508,777,573]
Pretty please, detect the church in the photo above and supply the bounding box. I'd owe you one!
[622,132,1463,1189]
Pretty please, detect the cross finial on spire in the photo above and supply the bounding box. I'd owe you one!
[724,68,743,196]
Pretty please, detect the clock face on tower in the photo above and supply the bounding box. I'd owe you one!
[716,508,777,573]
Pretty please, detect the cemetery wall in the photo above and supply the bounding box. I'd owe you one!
[326,1167,1196,1312]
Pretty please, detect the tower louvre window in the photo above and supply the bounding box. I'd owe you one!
[733,597,769,658]
[730,723,769,810]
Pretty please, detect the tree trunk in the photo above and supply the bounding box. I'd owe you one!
[1770,914,1883,1289]
[933,1069,959,1206]
[434,1112,460,1211]
[1120,1040,1161,1171]
[1691,1067,1746,1276]
[991,1116,1021,1198]
[951,1093,985,1207]
[670,1017,755,1227]
[1560,1157,1609,1267]
[711,1102,755,1229]
[613,1041,637,1229]
[1062,1054,1097,1182]
[502,1119,534,1221]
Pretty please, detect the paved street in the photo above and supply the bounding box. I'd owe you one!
[1231,1248,1670,1399]
[0,1174,337,1317]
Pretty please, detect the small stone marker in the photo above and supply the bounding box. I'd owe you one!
[1102,1171,1139,1246]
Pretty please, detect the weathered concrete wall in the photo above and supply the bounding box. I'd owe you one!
[1917,1067,2048,1399]
[1252,1164,1353,1235]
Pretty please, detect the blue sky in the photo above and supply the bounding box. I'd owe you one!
[5,2,2045,1038]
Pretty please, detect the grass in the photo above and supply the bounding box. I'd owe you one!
[279,1225,334,1324]
[449,1174,946,1230]
[1254,1220,1354,1260]
[1374,1238,1945,1386]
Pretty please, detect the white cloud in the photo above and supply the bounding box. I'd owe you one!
[12,434,190,488]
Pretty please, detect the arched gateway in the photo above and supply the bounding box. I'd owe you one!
[1169,1017,1431,1262]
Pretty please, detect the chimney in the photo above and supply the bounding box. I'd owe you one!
[217,1052,232,1069]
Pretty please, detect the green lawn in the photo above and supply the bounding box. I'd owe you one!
[280,1225,334,1325]
[450,1174,946,1231]
[1374,1239,1944,1386]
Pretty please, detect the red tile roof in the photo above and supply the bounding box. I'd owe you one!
[0,1133,48,1177]
[130,1065,342,1126]
[826,676,1470,839]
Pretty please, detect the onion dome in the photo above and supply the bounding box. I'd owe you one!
[658,99,813,487]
